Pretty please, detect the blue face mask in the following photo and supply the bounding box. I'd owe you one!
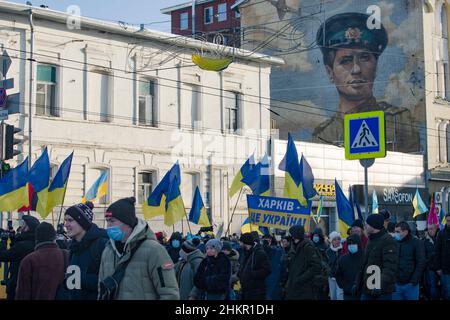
[107,226,125,242]
[348,244,358,254]
[394,233,402,241]
[172,240,180,248]
[313,236,320,243]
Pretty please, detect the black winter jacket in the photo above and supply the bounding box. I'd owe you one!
[434,226,450,275]
[194,252,231,296]
[0,231,36,300]
[396,234,426,285]
[423,234,437,271]
[326,247,342,278]
[355,229,398,296]
[238,243,271,299]
[335,251,364,295]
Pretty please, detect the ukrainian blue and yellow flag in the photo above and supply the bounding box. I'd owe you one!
[241,217,263,235]
[45,152,73,218]
[82,170,108,203]
[282,134,307,206]
[299,155,317,200]
[164,164,186,227]
[27,148,50,218]
[142,162,180,220]
[0,158,29,212]
[229,154,255,198]
[335,179,355,238]
[241,153,270,196]
[314,195,324,223]
[189,186,211,227]
[412,188,428,218]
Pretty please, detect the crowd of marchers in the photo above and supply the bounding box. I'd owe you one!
[0,200,449,301]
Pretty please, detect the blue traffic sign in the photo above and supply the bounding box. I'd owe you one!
[344,111,386,160]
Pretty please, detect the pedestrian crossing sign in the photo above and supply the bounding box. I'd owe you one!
[344,111,386,160]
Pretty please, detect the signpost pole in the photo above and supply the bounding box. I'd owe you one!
[360,158,375,220]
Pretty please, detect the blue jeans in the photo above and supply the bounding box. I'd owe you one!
[442,274,450,300]
[392,283,419,300]
[423,270,440,300]
[361,293,392,300]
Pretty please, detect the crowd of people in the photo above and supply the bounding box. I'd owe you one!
[0,198,449,301]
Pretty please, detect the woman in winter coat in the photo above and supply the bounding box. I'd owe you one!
[326,231,343,300]
[167,232,183,263]
[175,240,205,300]
[193,239,231,300]
[222,241,240,299]
[59,203,108,300]
[311,227,329,260]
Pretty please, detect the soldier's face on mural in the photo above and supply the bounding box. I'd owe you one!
[325,48,378,102]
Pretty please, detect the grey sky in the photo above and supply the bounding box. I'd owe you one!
[4,0,184,33]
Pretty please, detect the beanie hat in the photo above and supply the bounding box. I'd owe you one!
[380,209,391,221]
[240,233,255,246]
[352,219,364,229]
[387,221,396,233]
[181,240,197,253]
[35,222,56,244]
[22,215,40,233]
[206,239,223,251]
[329,231,341,241]
[105,197,138,228]
[366,214,384,230]
[222,241,232,252]
[347,233,361,246]
[65,203,94,231]
[170,232,183,242]
[289,225,305,240]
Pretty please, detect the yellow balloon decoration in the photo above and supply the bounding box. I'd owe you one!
[192,54,233,71]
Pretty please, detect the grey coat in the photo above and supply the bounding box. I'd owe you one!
[175,249,205,300]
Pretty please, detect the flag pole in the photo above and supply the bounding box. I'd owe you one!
[56,185,69,226]
[184,211,192,235]
[225,187,243,236]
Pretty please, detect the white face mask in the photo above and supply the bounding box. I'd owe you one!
[330,244,342,252]
[275,235,281,242]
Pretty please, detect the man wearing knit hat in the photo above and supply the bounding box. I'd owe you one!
[353,214,398,300]
[175,240,204,300]
[0,215,40,300]
[15,222,68,300]
[98,197,179,300]
[62,202,109,300]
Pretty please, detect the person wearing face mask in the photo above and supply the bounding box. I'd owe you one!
[98,197,179,300]
[341,219,369,255]
[326,231,343,300]
[238,233,272,300]
[167,232,183,264]
[354,214,398,300]
[174,240,204,300]
[335,234,364,300]
[57,202,108,300]
[392,221,426,300]
[193,239,231,300]
[285,225,323,300]
[311,228,329,261]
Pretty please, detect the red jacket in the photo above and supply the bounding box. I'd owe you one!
[15,242,67,300]
[341,234,369,256]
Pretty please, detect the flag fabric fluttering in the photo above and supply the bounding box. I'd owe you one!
[45,152,73,218]
[241,153,270,196]
[372,190,379,214]
[316,195,323,223]
[82,171,108,203]
[335,179,355,238]
[412,188,428,219]
[164,167,186,227]
[348,185,363,221]
[18,148,50,218]
[0,158,29,212]
[241,217,263,235]
[189,187,211,227]
[299,155,317,200]
[427,195,440,227]
[142,163,180,220]
[282,134,307,206]
[229,154,255,198]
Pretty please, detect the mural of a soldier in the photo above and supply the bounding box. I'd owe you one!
[312,12,420,153]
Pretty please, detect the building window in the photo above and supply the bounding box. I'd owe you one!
[89,71,112,122]
[137,171,155,205]
[180,12,189,30]
[224,91,240,133]
[181,172,198,208]
[204,7,213,24]
[138,80,156,126]
[218,3,227,22]
[36,65,57,117]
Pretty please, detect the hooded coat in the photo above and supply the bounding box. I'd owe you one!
[311,228,329,260]
[335,235,364,295]
[434,225,450,274]
[98,218,180,300]
[175,249,205,300]
[167,232,182,264]
[193,252,231,298]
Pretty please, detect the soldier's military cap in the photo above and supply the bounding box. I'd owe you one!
[316,12,388,58]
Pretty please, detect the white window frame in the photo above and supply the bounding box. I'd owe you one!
[224,91,240,133]
[36,64,58,117]
[181,171,200,210]
[138,78,157,127]
[218,3,227,22]
[204,7,214,25]
[136,170,157,205]
[180,12,189,30]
